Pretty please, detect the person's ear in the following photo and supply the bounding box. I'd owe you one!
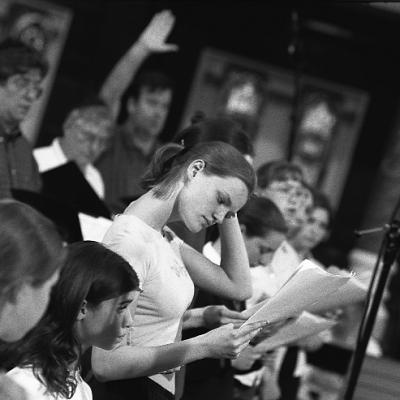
[76,300,88,321]
[187,159,206,180]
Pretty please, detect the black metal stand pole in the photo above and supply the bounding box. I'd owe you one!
[342,220,400,400]
[288,7,301,161]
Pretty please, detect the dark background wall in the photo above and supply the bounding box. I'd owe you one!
[39,0,400,265]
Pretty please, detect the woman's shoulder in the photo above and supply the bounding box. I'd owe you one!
[104,214,160,244]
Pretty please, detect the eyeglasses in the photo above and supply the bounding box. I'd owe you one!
[7,74,43,99]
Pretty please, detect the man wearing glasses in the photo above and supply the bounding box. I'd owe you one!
[0,39,48,199]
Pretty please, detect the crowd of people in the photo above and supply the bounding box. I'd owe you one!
[0,9,372,400]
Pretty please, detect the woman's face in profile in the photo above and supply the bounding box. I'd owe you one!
[0,270,59,342]
[177,168,249,233]
[75,291,137,350]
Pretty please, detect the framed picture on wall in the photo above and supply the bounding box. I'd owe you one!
[0,0,72,143]
[181,47,369,209]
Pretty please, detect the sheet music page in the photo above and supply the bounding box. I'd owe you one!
[307,269,367,313]
[78,213,112,242]
[253,311,337,352]
[240,259,350,328]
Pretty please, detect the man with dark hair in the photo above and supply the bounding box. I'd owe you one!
[0,38,48,199]
[96,10,177,213]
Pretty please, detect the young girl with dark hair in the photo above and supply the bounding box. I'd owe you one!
[4,241,140,400]
[89,140,266,400]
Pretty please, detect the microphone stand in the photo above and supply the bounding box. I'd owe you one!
[342,213,400,399]
[288,7,302,161]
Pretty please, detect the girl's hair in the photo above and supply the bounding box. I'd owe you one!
[142,141,256,199]
[2,241,139,399]
[0,200,65,299]
[173,114,254,157]
[256,160,304,190]
[238,197,288,237]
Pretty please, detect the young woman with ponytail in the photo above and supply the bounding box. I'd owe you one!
[89,133,266,400]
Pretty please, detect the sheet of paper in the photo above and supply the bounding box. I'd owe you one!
[78,213,112,242]
[240,259,350,328]
[307,273,367,313]
[253,311,337,352]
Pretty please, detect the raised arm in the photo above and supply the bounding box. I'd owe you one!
[179,215,252,301]
[99,10,178,120]
[91,320,266,382]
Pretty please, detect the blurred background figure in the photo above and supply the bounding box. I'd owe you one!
[34,102,114,200]
[97,10,177,213]
[0,38,47,199]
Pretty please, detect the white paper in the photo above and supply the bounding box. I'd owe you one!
[253,311,337,352]
[240,259,350,328]
[307,273,367,313]
[78,213,112,242]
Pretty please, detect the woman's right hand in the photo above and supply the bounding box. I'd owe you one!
[196,321,267,359]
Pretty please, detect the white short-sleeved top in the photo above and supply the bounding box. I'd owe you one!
[6,367,92,400]
[102,214,195,393]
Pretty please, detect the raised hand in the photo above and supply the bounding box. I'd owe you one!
[203,305,247,329]
[139,10,178,53]
[197,321,267,359]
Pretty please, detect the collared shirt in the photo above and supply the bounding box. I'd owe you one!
[0,124,41,199]
[96,126,158,213]
[34,138,105,199]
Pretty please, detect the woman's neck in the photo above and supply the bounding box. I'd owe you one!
[124,189,179,232]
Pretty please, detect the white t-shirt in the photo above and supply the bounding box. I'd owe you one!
[102,214,195,393]
[33,138,105,199]
[6,367,92,400]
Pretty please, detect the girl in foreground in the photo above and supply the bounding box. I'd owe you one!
[0,200,65,400]
[90,139,266,400]
[0,200,65,343]
[4,241,140,400]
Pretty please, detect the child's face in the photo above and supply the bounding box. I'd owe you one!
[260,180,313,236]
[291,206,330,252]
[243,230,286,267]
